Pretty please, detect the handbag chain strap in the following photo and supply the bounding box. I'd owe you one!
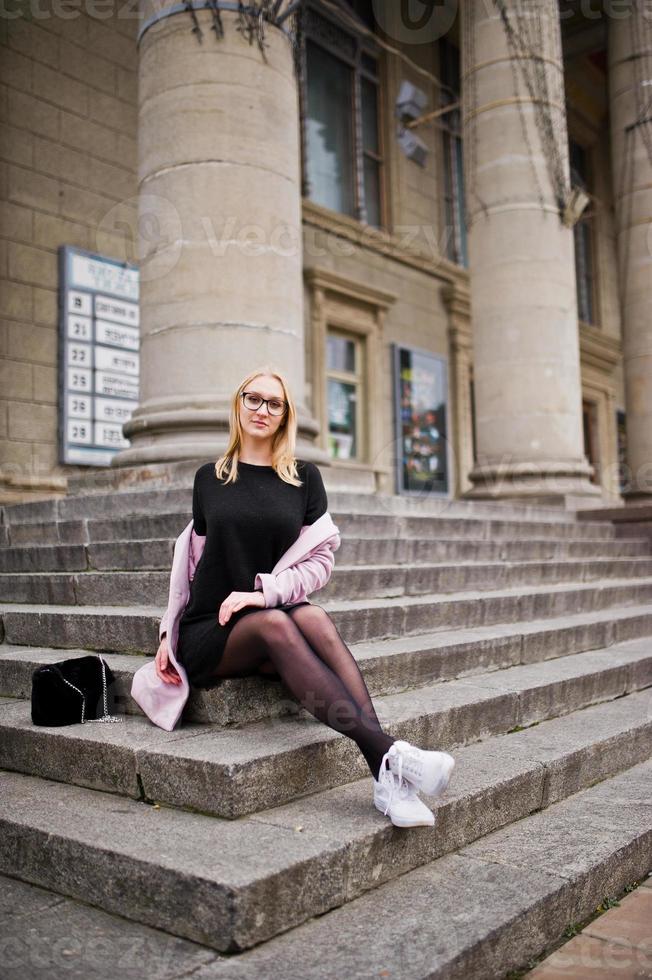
[51,654,123,725]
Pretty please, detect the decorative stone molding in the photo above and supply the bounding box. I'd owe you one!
[302,198,462,284]
[579,323,623,503]
[304,267,397,490]
[579,322,621,374]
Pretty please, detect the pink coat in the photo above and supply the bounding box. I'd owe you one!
[130,510,342,731]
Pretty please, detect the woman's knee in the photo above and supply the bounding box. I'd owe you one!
[300,603,329,623]
[290,603,339,645]
[256,608,300,651]
[264,607,297,633]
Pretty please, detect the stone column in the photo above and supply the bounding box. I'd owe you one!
[608,4,652,503]
[460,0,600,506]
[113,3,319,466]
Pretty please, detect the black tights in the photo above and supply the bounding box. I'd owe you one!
[207,604,396,780]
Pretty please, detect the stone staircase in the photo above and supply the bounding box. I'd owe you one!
[0,484,651,977]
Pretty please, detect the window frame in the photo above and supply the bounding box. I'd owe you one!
[304,266,396,480]
[439,35,467,267]
[299,0,387,229]
[325,327,366,462]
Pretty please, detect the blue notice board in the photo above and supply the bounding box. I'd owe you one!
[58,246,140,466]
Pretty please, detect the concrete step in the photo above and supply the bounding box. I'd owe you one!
[2,836,651,980]
[1,507,622,548]
[1,637,650,818]
[3,576,652,654]
[2,603,652,728]
[1,532,649,573]
[1,871,226,978]
[161,755,652,976]
[0,538,174,573]
[0,483,609,529]
[4,556,652,607]
[579,503,652,523]
[1,688,650,953]
[616,520,652,538]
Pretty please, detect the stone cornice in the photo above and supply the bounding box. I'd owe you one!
[441,280,471,321]
[304,266,397,310]
[301,198,469,286]
[579,323,622,373]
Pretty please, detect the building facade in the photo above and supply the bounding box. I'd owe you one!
[1,0,650,506]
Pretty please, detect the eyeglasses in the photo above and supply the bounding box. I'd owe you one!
[241,391,287,416]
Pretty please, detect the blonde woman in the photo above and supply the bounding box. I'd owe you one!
[155,366,455,827]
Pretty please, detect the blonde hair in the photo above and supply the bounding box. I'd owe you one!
[214,365,303,487]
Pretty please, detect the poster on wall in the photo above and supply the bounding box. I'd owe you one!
[58,246,140,466]
[392,343,450,496]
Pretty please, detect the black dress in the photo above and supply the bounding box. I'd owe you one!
[175,458,329,689]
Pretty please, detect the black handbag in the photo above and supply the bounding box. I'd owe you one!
[31,654,123,727]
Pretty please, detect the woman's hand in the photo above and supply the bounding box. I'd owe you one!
[155,634,182,685]
[218,590,266,626]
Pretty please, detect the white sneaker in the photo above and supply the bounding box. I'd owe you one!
[385,739,455,797]
[373,764,435,828]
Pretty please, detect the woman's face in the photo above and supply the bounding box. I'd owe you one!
[239,375,287,443]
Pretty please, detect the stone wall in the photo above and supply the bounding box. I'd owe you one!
[0,2,138,499]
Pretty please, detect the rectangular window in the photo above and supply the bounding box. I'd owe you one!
[569,138,596,325]
[439,36,468,267]
[361,75,381,227]
[302,2,384,228]
[305,41,355,216]
[326,329,364,460]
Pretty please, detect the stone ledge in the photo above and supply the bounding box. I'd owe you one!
[0,696,650,955]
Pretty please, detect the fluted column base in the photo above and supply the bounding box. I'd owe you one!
[112,399,321,468]
[463,458,603,507]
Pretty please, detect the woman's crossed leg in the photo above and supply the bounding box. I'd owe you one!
[207,607,394,779]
